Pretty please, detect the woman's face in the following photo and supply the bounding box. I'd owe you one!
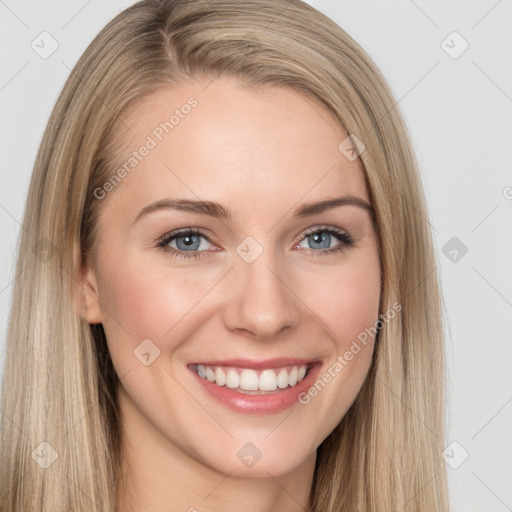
[79,76,381,478]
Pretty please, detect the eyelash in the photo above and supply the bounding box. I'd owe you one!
[156,225,355,260]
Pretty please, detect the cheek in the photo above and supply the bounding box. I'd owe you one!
[300,251,380,404]
[94,256,206,361]
[307,257,381,347]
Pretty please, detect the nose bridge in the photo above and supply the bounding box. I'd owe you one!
[223,236,300,340]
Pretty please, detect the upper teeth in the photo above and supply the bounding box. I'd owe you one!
[195,364,309,391]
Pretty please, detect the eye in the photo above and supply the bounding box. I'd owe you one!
[294,225,354,257]
[156,228,215,260]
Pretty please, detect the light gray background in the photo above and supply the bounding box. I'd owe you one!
[1,1,511,510]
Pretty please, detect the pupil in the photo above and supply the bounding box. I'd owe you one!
[310,232,329,249]
[177,234,200,251]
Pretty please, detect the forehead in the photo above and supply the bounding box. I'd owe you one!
[101,76,369,219]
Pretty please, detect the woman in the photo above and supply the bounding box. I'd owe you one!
[0,0,449,510]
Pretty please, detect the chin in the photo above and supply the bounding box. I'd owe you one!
[195,442,315,479]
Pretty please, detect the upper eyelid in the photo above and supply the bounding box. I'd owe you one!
[158,226,212,241]
[301,224,349,236]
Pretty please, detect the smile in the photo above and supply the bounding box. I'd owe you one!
[189,363,311,394]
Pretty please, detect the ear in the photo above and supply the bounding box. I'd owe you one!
[72,241,104,325]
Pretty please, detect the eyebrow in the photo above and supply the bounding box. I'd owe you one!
[132,195,374,224]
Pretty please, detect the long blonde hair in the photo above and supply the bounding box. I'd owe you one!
[0,1,449,510]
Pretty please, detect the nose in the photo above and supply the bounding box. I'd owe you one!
[222,247,301,342]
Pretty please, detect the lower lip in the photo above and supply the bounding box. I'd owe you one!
[189,363,322,414]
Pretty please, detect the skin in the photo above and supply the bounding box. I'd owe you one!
[76,75,381,512]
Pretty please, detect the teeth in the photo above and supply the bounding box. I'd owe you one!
[289,366,298,386]
[226,369,240,388]
[259,369,278,391]
[215,367,226,386]
[277,368,289,389]
[240,369,259,391]
[205,366,215,382]
[194,363,310,392]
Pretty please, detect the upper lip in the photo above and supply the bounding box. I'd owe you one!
[188,357,320,370]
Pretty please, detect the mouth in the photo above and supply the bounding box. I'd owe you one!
[187,358,323,414]
[187,358,318,395]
